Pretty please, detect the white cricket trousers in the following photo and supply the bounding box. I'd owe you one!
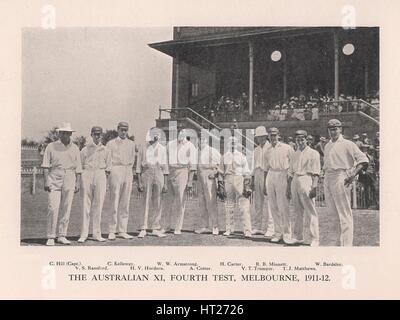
[197,168,218,229]
[164,167,188,231]
[224,174,252,233]
[46,169,76,238]
[80,169,106,239]
[109,165,133,234]
[291,174,319,244]
[253,167,274,233]
[324,170,353,246]
[141,166,164,230]
[266,170,292,240]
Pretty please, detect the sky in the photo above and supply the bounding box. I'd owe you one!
[22,27,173,143]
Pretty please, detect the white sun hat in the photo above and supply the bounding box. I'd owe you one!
[56,122,75,132]
[254,126,268,137]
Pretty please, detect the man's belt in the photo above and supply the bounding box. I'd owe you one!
[50,168,76,172]
[268,168,288,172]
[294,172,313,177]
[325,168,348,174]
[83,166,106,170]
[169,165,189,169]
[198,165,216,170]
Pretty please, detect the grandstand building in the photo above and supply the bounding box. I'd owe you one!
[149,27,379,140]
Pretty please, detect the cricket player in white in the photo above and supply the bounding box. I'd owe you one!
[195,134,222,235]
[252,126,274,238]
[136,128,168,238]
[287,130,321,246]
[264,127,295,244]
[106,122,136,240]
[42,122,82,246]
[223,136,252,238]
[163,129,197,235]
[78,126,111,243]
[323,119,368,246]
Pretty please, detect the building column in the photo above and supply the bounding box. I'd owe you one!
[334,31,339,100]
[283,50,287,101]
[364,58,369,97]
[173,52,180,109]
[248,41,254,116]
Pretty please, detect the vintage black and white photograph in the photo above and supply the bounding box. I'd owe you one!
[21,26,380,247]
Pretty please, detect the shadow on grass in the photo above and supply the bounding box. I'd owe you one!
[21,238,48,245]
[20,232,144,246]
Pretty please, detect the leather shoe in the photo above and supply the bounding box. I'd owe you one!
[138,230,147,238]
[57,237,71,245]
[118,232,133,239]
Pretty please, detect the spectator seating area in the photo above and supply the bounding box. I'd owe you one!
[185,89,379,123]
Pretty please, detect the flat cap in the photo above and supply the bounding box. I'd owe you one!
[320,137,326,142]
[360,144,370,149]
[362,133,368,136]
[353,134,360,139]
[91,126,103,134]
[269,127,279,135]
[295,130,308,137]
[307,135,314,140]
[327,119,342,128]
[117,121,129,128]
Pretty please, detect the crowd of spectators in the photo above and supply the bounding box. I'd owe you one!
[191,88,379,123]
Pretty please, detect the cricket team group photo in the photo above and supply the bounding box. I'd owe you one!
[21,26,380,247]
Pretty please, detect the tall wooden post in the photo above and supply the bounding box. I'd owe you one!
[283,50,287,101]
[352,180,358,209]
[248,41,254,116]
[364,59,369,97]
[32,166,37,195]
[334,31,340,100]
[173,52,180,109]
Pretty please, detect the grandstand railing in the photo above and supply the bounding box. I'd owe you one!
[164,99,379,124]
[21,167,43,175]
[322,99,379,122]
[159,106,256,148]
[21,146,39,151]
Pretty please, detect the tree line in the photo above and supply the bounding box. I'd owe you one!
[21,127,135,152]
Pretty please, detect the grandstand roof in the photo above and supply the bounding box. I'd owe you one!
[149,27,337,57]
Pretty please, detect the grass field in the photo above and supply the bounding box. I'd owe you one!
[20,180,379,247]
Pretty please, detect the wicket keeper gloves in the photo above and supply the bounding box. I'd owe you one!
[242,178,252,199]
[216,180,227,201]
